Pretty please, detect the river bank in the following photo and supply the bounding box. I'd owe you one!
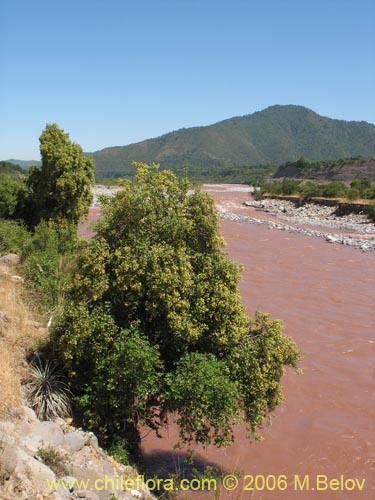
[204,184,375,252]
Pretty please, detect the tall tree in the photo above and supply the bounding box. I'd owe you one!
[26,124,94,227]
[51,163,300,453]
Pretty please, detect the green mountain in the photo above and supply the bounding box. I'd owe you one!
[6,159,40,169]
[0,161,25,180]
[91,105,375,180]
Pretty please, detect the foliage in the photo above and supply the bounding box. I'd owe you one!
[0,161,25,178]
[0,176,28,219]
[92,105,375,180]
[24,359,72,420]
[367,202,375,222]
[50,163,301,451]
[0,219,32,256]
[25,123,95,227]
[263,178,375,201]
[37,445,69,477]
[321,182,348,198]
[300,182,322,198]
[107,438,131,466]
[165,353,240,446]
[22,220,78,312]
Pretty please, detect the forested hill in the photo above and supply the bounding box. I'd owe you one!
[91,105,375,179]
[0,161,25,179]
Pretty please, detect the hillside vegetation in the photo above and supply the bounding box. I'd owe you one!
[0,161,25,180]
[91,105,375,179]
[274,157,375,181]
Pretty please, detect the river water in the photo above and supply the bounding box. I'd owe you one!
[139,185,375,500]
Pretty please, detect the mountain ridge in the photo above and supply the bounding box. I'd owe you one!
[90,105,375,179]
[5,106,375,181]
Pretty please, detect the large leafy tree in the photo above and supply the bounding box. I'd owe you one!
[26,124,95,227]
[51,163,300,452]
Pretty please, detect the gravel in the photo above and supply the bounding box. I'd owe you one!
[219,208,375,252]
[244,199,375,234]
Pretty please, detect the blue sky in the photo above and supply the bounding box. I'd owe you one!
[1,0,374,159]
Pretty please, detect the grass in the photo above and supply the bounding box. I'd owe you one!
[0,263,47,418]
[37,445,69,477]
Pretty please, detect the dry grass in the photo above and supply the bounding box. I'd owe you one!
[0,264,48,418]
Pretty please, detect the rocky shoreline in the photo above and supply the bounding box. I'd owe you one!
[92,185,123,207]
[244,198,375,234]
[0,406,155,500]
[219,197,375,252]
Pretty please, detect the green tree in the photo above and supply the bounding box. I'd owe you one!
[0,176,27,219]
[50,163,300,453]
[281,178,299,195]
[26,124,95,227]
[301,182,322,198]
[321,182,348,198]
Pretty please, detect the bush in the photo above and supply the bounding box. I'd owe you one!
[321,182,348,198]
[0,177,27,219]
[281,178,300,195]
[347,188,360,201]
[300,182,322,198]
[22,220,77,311]
[367,202,375,222]
[37,445,69,477]
[0,219,32,256]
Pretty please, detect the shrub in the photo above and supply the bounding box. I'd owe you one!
[22,220,77,311]
[321,182,348,198]
[300,182,322,198]
[0,219,32,256]
[347,188,360,201]
[367,202,375,222]
[24,359,72,420]
[0,176,27,219]
[37,445,69,477]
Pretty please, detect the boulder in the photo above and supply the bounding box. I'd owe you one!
[0,254,20,266]
[63,431,86,453]
[14,447,56,493]
[10,275,24,284]
[20,420,64,454]
[0,434,18,481]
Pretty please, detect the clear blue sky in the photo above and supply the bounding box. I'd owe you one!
[1,0,374,160]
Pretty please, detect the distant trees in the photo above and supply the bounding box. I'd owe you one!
[50,163,301,454]
[26,124,95,227]
[262,178,375,201]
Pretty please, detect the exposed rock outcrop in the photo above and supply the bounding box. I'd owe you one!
[0,407,155,500]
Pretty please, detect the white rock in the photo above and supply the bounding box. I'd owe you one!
[0,253,20,266]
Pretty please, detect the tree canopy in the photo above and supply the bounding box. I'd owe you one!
[51,163,301,452]
[26,124,95,227]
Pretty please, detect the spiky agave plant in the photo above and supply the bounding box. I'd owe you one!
[24,359,72,420]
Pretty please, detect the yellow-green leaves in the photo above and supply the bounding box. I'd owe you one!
[25,124,95,227]
[51,163,301,450]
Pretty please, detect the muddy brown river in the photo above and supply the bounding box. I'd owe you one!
[81,185,374,499]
